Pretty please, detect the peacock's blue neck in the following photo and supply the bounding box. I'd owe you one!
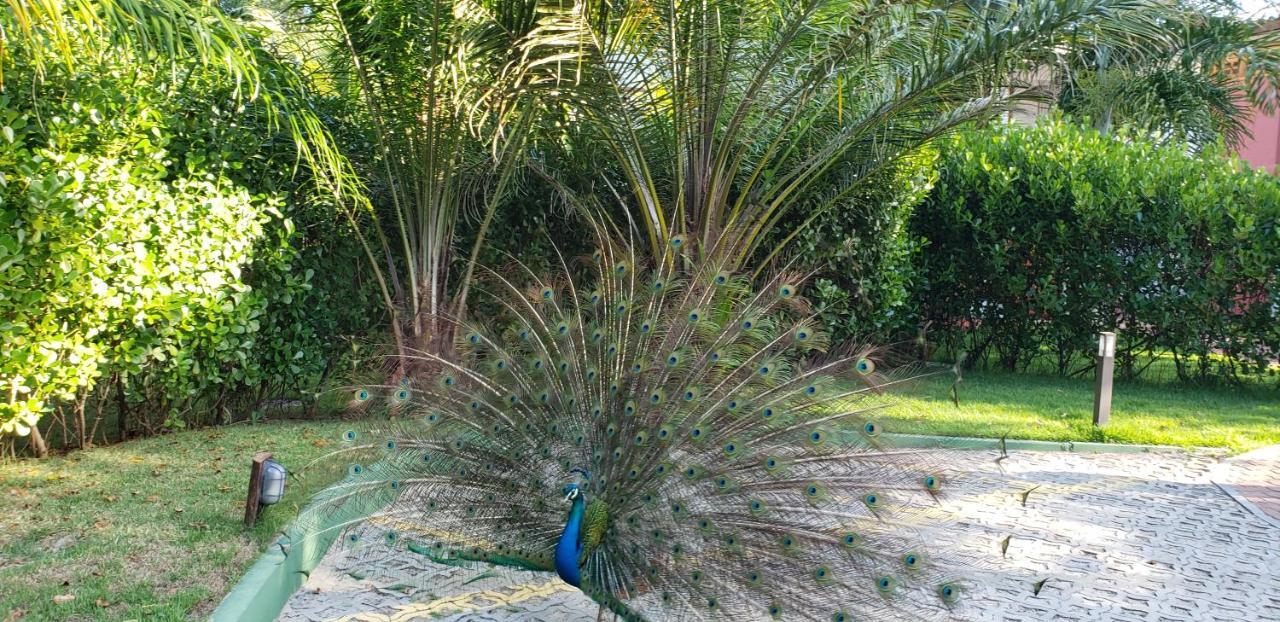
[554,494,585,587]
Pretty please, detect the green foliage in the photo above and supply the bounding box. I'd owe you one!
[0,33,375,445]
[1054,4,1280,148]
[913,117,1280,382]
[773,151,936,341]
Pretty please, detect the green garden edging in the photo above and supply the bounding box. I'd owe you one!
[211,484,390,622]
[212,433,1186,621]
[879,432,1191,454]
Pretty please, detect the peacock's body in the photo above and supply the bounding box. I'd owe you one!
[307,232,1004,621]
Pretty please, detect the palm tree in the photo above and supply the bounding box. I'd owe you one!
[532,0,1179,274]
[1059,0,1280,147]
[264,0,586,360]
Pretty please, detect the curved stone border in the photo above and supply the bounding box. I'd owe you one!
[212,486,390,622]
[211,433,1191,621]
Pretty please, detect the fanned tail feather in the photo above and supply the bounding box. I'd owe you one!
[292,232,1019,621]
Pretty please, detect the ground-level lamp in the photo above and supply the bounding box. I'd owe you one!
[1093,331,1116,427]
[244,451,287,527]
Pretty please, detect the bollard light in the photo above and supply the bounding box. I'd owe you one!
[259,459,287,505]
[1093,331,1116,427]
[1097,332,1116,358]
[244,451,283,527]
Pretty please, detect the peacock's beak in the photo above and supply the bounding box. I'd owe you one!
[564,490,574,502]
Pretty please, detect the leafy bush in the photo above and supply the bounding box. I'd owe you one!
[0,38,375,450]
[913,118,1279,381]
[780,152,936,341]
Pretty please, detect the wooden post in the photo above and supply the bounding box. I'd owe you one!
[1093,332,1116,427]
[244,451,272,527]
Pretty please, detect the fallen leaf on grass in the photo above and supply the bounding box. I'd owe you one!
[52,594,74,605]
[3,609,27,621]
[95,599,109,608]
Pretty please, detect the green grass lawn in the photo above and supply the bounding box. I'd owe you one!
[878,370,1280,452]
[0,420,350,622]
[2,371,1276,621]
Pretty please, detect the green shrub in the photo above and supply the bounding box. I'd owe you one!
[770,151,936,341]
[0,37,375,449]
[913,117,1279,381]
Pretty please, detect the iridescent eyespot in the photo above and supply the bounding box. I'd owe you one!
[354,389,369,401]
[856,358,876,374]
[540,286,554,300]
[863,421,879,436]
[939,583,961,603]
[877,576,896,593]
[903,552,922,570]
[742,319,755,330]
[713,273,729,286]
[923,475,941,491]
[343,429,357,441]
[778,284,796,298]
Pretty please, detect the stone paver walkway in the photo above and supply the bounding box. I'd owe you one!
[278,447,1280,622]
[1213,444,1280,529]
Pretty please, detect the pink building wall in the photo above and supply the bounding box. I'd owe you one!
[1237,108,1280,172]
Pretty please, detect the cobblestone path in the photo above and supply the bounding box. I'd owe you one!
[278,447,1280,622]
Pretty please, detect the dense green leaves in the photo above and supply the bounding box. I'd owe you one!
[913,118,1280,381]
[0,28,375,448]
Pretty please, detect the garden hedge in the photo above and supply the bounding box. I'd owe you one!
[911,118,1279,381]
[0,40,377,450]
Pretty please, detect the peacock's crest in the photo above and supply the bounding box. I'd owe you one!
[300,234,1001,621]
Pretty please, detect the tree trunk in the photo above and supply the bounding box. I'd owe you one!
[115,376,130,442]
[29,424,48,459]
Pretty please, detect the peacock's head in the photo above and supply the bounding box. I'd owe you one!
[563,483,581,502]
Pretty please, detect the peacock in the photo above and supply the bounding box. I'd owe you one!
[300,226,1010,621]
